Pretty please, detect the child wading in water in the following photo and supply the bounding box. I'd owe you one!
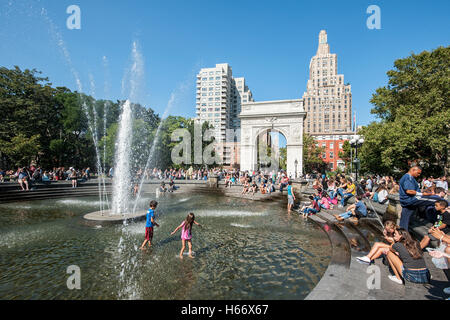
[171,213,202,259]
[140,200,160,250]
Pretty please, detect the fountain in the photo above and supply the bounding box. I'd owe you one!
[84,42,148,222]
[111,99,133,215]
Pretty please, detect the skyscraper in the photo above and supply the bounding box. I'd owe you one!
[195,63,254,166]
[303,30,352,135]
[302,30,354,171]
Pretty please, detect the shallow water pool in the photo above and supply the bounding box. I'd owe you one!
[0,193,331,300]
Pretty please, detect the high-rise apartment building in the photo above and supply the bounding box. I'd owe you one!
[302,30,354,170]
[195,63,254,166]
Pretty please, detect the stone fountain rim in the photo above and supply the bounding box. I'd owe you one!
[84,209,147,222]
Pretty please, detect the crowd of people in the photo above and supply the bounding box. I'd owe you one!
[1,160,449,296]
[0,166,92,190]
[298,167,449,295]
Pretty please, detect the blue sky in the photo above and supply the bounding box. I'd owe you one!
[0,0,448,126]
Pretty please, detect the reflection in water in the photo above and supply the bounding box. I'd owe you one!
[0,194,331,300]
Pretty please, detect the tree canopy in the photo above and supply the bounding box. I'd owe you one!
[359,46,450,177]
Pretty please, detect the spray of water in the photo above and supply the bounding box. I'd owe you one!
[37,6,143,298]
[88,73,108,215]
[111,100,133,215]
[132,79,191,214]
[40,8,110,215]
[111,41,145,215]
[102,56,112,211]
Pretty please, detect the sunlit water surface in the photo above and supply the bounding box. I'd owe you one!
[0,193,331,300]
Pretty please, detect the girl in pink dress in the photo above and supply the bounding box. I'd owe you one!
[171,213,202,259]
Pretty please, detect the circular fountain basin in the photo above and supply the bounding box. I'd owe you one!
[0,194,332,300]
[84,210,147,223]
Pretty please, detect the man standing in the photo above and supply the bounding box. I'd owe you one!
[399,166,436,230]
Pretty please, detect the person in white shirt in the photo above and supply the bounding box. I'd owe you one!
[423,177,432,189]
[378,187,389,204]
[436,176,448,192]
[366,177,373,192]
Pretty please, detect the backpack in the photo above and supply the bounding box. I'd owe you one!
[373,193,379,203]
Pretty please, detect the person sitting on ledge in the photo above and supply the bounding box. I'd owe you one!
[420,200,450,249]
[385,228,431,285]
[389,182,399,195]
[299,195,320,218]
[260,180,266,194]
[423,187,449,223]
[168,179,176,193]
[241,180,250,195]
[399,165,437,231]
[356,220,398,264]
[250,180,258,195]
[327,178,338,200]
[279,174,289,192]
[318,192,332,210]
[334,195,367,224]
[337,178,356,208]
[18,167,30,191]
[370,183,389,204]
[266,179,275,194]
[42,171,51,185]
[159,181,167,193]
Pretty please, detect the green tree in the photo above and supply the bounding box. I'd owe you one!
[0,66,66,168]
[361,46,450,176]
[0,134,41,167]
[279,147,287,170]
[338,140,352,173]
[303,134,326,173]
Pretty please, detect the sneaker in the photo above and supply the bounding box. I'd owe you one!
[388,275,403,285]
[356,256,371,264]
[444,287,450,295]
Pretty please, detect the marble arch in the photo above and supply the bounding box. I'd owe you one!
[239,99,306,178]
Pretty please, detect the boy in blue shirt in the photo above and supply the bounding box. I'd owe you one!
[140,200,160,250]
[335,195,367,224]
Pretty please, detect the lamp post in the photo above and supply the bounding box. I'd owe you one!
[294,159,298,179]
[350,135,364,183]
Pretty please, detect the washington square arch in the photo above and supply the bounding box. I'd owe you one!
[239,99,306,178]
